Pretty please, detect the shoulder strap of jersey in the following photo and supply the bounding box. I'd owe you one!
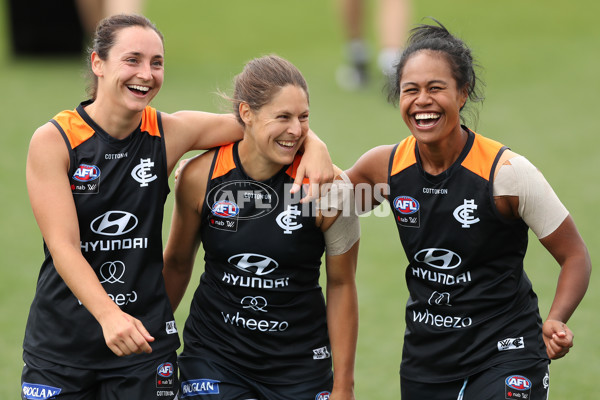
[210,142,237,180]
[52,108,95,150]
[461,130,507,181]
[51,107,93,175]
[389,136,417,177]
[140,106,161,137]
[142,107,168,176]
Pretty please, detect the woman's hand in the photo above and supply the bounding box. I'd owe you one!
[542,319,573,359]
[99,309,155,356]
[293,129,334,203]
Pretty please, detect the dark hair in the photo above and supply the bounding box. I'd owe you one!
[387,19,484,124]
[85,14,164,100]
[228,55,309,127]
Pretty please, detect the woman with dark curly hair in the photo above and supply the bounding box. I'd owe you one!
[346,20,591,399]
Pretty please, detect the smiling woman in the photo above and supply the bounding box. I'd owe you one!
[20,14,333,400]
[345,19,591,400]
[162,54,360,400]
[84,23,165,137]
[85,13,163,101]
[397,50,468,172]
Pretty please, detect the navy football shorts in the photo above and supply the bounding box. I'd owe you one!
[401,358,549,400]
[178,355,333,400]
[21,351,178,400]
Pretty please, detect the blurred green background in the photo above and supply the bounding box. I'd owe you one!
[1,0,598,398]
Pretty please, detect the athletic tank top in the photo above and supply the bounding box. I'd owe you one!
[181,142,331,384]
[389,128,547,382]
[23,101,180,368]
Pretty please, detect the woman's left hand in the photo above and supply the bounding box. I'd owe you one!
[542,319,573,359]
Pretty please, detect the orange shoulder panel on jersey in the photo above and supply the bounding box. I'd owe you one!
[53,109,95,149]
[461,132,504,180]
[285,155,310,184]
[140,106,161,137]
[390,136,418,176]
[211,143,236,180]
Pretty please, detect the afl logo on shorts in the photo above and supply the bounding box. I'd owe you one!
[505,375,531,390]
[315,392,330,400]
[393,195,419,214]
[211,200,239,218]
[156,362,175,389]
[157,362,174,378]
[73,164,101,182]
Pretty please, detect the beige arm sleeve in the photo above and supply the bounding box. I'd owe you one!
[319,171,361,256]
[493,155,569,239]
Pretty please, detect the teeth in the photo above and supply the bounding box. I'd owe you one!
[128,85,150,92]
[277,141,295,148]
[415,113,440,120]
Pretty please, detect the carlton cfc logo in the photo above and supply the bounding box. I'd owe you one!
[73,164,101,182]
[393,195,419,215]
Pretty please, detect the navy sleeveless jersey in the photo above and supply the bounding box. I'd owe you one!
[23,101,180,368]
[388,128,547,382]
[181,142,331,384]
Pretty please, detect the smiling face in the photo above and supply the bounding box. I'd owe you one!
[92,26,164,114]
[239,84,309,180]
[399,50,468,147]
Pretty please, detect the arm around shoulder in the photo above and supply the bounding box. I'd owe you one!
[292,129,334,201]
[345,144,395,213]
[161,111,243,174]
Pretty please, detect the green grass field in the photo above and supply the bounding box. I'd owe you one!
[1,0,598,398]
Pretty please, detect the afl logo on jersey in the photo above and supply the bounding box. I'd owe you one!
[393,195,419,215]
[315,392,330,400]
[211,200,239,218]
[207,180,279,220]
[157,362,174,378]
[73,164,101,182]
